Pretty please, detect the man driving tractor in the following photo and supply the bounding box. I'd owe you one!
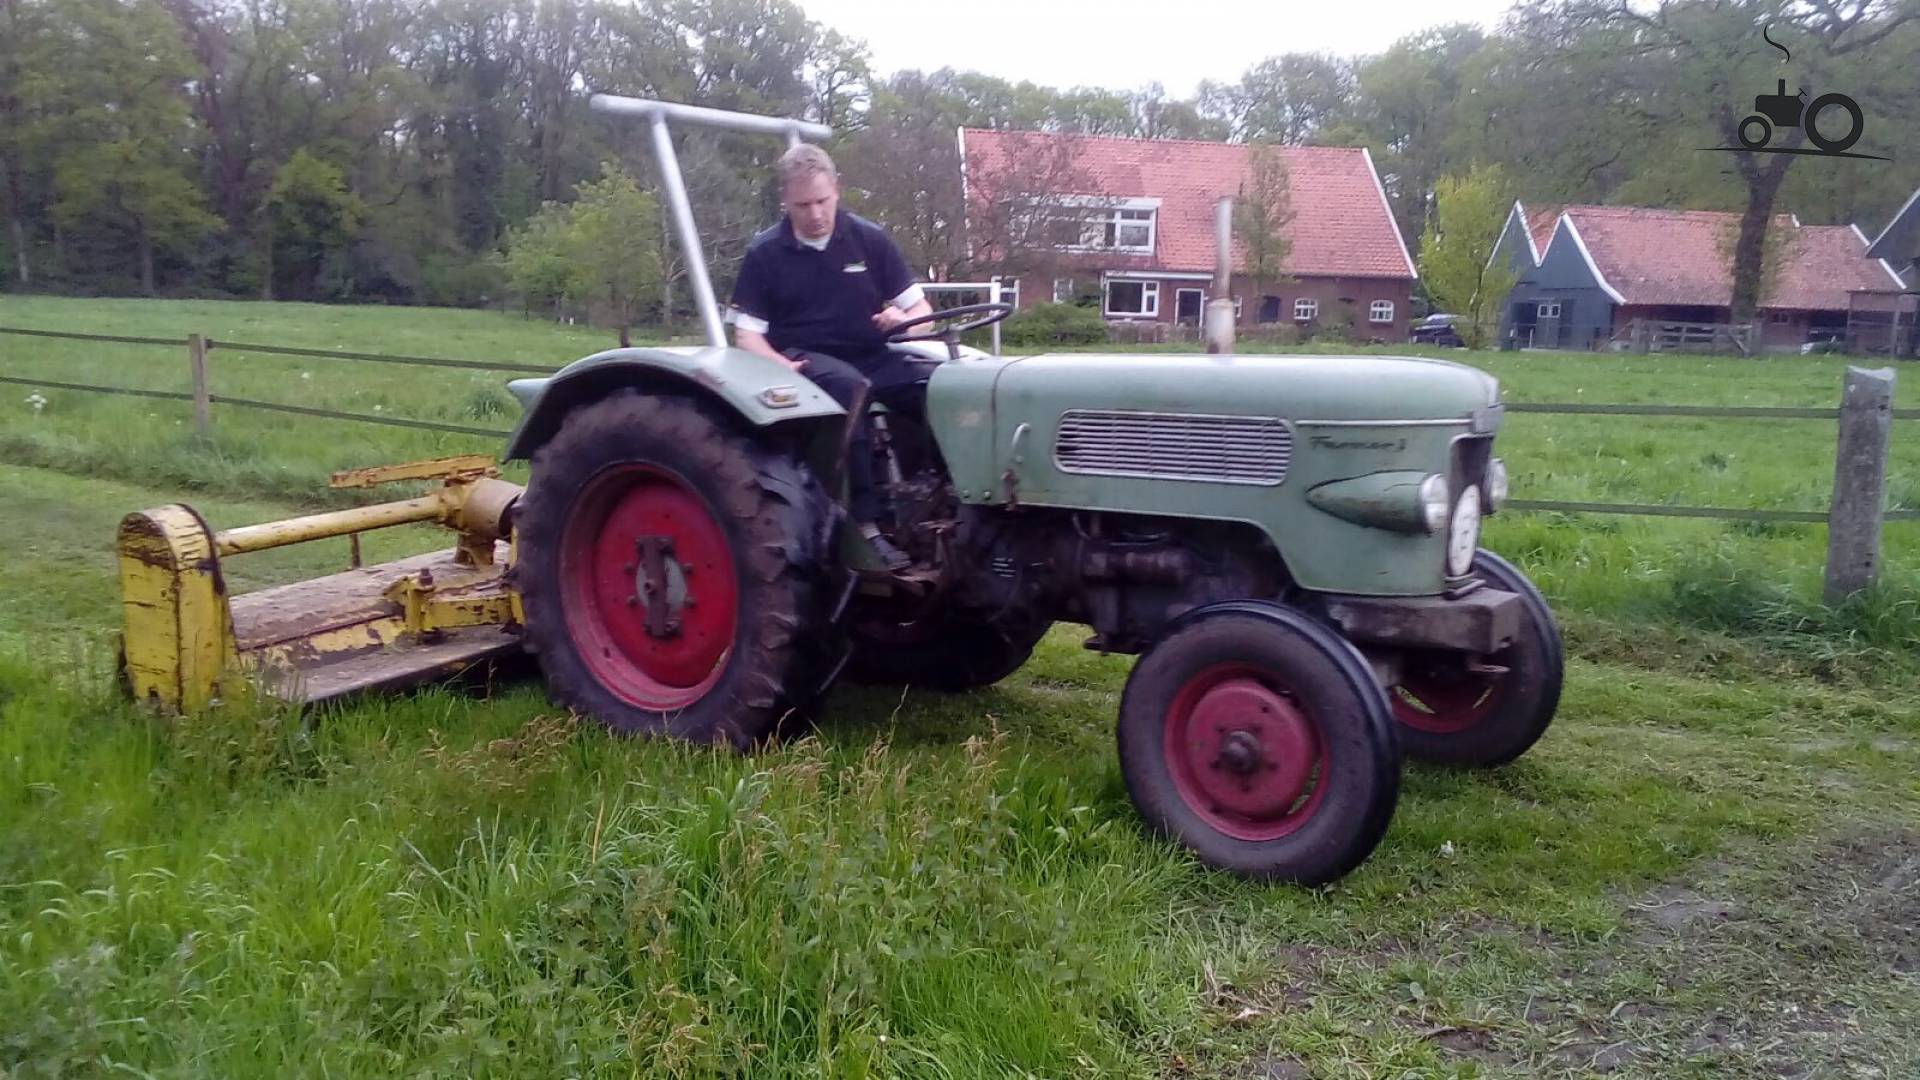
[728,143,934,571]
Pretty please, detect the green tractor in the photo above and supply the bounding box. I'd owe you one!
[502,95,1561,885]
[122,94,1558,887]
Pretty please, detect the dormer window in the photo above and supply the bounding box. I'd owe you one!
[1106,207,1155,251]
[1016,196,1159,254]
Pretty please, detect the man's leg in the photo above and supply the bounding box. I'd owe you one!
[788,350,910,569]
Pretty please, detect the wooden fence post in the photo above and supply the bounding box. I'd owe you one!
[1823,365,1895,605]
[188,333,211,438]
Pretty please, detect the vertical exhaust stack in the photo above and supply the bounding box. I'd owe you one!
[1207,196,1236,355]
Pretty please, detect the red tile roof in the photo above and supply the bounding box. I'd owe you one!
[1558,205,1901,311]
[960,129,1415,280]
[1523,205,1561,261]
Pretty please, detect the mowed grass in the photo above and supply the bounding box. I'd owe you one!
[3,296,1920,1076]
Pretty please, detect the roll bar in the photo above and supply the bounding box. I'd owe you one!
[588,93,835,350]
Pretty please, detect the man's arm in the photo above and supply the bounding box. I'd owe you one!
[869,230,930,333]
[727,245,802,368]
[733,323,802,368]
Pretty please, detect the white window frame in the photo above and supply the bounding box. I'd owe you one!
[1106,206,1156,252]
[1536,299,1562,319]
[1293,297,1318,321]
[1052,277,1075,303]
[1038,195,1160,254]
[1369,299,1395,324]
[1174,287,1205,324]
[1104,279,1159,318]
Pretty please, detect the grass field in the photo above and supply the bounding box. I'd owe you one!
[3,296,1918,1077]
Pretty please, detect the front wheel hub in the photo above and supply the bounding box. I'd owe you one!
[1166,669,1326,841]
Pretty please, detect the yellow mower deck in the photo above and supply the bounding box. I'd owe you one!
[118,456,526,712]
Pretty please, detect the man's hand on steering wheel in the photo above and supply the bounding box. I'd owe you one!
[883,302,1014,345]
[871,306,916,334]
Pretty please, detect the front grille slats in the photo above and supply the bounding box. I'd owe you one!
[1053,410,1292,485]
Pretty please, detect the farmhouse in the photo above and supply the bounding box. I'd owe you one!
[1864,185,1920,357]
[1492,202,1908,353]
[958,129,1417,340]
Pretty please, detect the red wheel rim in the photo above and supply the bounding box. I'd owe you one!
[1392,662,1504,734]
[1163,664,1328,842]
[560,463,739,710]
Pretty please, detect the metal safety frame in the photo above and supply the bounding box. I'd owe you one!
[588,93,834,350]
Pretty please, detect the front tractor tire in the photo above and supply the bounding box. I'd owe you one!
[515,390,835,750]
[1389,549,1563,767]
[1118,603,1401,885]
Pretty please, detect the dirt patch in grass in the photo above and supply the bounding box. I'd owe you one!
[1210,828,1920,1078]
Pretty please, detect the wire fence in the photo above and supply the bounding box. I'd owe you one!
[2,323,1913,527]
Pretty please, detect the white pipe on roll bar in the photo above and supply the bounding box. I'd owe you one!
[588,93,832,143]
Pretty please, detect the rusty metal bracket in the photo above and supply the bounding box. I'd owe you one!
[383,567,516,638]
[634,535,682,638]
[1322,588,1523,654]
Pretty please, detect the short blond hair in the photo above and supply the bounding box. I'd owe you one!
[777,143,837,192]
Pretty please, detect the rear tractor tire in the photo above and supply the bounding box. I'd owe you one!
[1389,549,1563,767]
[515,390,836,750]
[1117,602,1401,885]
[844,607,1051,691]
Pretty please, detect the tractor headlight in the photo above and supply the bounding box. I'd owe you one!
[1447,486,1482,577]
[1486,458,1509,512]
[1418,474,1451,534]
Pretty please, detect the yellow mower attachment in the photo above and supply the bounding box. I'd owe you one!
[118,455,525,712]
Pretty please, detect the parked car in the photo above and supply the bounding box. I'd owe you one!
[1410,313,1467,348]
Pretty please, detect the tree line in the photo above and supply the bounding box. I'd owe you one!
[1,0,1915,325]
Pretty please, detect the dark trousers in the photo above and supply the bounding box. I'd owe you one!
[788,349,928,524]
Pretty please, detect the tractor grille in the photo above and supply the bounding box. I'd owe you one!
[1053,410,1292,485]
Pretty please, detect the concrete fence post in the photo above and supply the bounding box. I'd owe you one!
[188,333,211,438]
[1823,365,1895,605]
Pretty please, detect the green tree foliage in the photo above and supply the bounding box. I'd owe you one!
[263,150,366,301]
[42,0,217,294]
[1419,165,1517,348]
[1233,145,1295,295]
[503,166,662,332]
[2,0,1917,326]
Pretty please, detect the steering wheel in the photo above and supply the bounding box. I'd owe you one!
[885,302,1013,361]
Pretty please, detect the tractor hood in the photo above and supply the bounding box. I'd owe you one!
[924,351,1506,596]
[984,352,1500,423]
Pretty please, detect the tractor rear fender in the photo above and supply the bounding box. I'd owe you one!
[503,346,848,471]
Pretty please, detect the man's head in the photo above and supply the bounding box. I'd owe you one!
[778,144,840,242]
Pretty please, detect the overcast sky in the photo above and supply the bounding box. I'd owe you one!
[794,0,1520,98]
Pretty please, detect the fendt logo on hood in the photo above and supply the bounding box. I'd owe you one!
[1703,24,1889,161]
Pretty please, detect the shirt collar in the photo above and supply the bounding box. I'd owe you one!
[782,211,847,251]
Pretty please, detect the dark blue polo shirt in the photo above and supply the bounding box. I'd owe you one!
[728,211,919,364]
